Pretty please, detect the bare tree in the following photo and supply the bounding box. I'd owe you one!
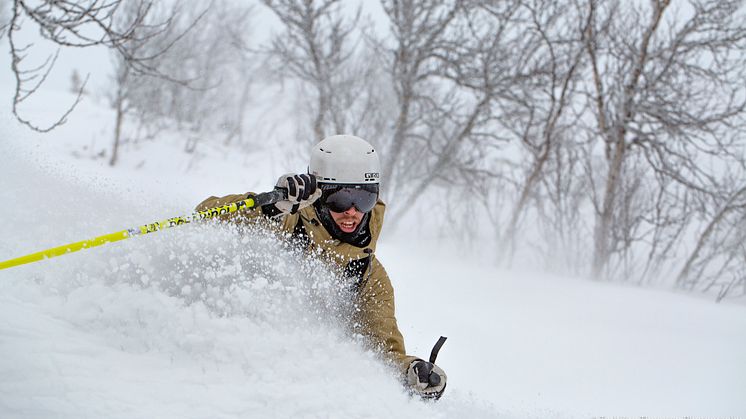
[677,185,746,300]
[329,41,398,149]
[107,2,151,166]
[69,69,86,96]
[262,0,361,141]
[489,0,592,263]
[377,0,588,245]
[383,1,530,223]
[151,3,252,155]
[376,0,463,199]
[534,134,591,274]
[106,1,250,166]
[222,8,259,148]
[6,0,204,133]
[584,0,746,280]
[0,2,9,39]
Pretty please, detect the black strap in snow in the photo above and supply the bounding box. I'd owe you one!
[344,256,371,293]
[429,336,447,364]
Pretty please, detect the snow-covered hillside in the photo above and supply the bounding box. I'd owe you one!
[1,93,745,418]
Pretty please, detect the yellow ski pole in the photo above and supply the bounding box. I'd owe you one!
[0,190,286,271]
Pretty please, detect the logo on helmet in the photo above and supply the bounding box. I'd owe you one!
[365,172,380,179]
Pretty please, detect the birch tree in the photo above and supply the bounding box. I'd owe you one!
[262,0,361,141]
[155,3,252,155]
[384,1,535,223]
[6,0,192,132]
[106,1,251,165]
[584,0,746,279]
[376,0,463,200]
[677,184,746,300]
[495,0,592,263]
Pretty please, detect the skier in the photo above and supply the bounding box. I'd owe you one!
[196,134,447,400]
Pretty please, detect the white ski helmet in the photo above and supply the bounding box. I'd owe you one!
[309,135,380,184]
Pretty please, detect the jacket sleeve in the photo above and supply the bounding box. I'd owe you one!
[357,257,420,375]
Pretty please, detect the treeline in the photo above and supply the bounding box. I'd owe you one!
[5,0,746,299]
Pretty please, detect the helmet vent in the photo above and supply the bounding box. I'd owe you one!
[310,135,380,184]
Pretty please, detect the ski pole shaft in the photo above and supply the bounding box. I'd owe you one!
[0,190,286,271]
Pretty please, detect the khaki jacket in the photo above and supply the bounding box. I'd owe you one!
[196,193,419,374]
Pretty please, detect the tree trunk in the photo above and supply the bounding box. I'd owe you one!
[590,0,669,279]
[677,187,746,287]
[110,94,124,167]
[381,82,412,199]
[592,130,626,278]
[502,144,551,260]
[313,90,326,140]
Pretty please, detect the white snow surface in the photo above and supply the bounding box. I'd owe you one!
[1,95,745,418]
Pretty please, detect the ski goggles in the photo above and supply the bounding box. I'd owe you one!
[319,184,379,213]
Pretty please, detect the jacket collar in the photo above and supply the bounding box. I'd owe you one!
[296,200,385,263]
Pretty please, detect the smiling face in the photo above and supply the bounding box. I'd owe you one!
[329,206,365,233]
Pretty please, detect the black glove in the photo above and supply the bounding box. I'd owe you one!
[273,173,321,215]
[406,360,447,400]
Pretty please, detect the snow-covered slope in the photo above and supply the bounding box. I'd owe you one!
[1,96,745,418]
[0,117,503,418]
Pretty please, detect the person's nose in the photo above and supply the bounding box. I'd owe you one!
[343,206,357,215]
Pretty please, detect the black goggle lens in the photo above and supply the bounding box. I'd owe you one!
[322,187,378,213]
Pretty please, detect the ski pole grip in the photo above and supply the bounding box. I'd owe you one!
[416,361,433,383]
[252,189,288,207]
